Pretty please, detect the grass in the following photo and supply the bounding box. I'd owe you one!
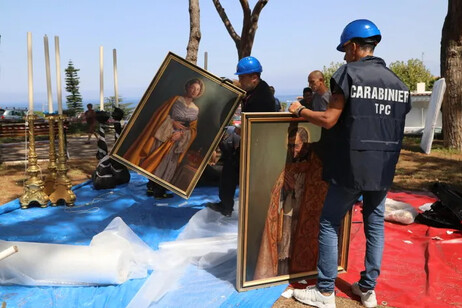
[392,136,462,192]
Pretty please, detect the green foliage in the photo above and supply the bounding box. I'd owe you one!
[322,59,436,92]
[428,76,440,90]
[65,60,83,117]
[322,62,344,89]
[389,59,434,91]
[281,102,288,112]
[33,111,44,117]
[102,96,136,120]
[66,122,87,134]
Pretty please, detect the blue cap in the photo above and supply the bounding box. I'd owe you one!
[337,19,381,52]
[235,56,263,75]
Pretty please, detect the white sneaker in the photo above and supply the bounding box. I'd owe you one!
[293,285,336,308]
[351,282,377,307]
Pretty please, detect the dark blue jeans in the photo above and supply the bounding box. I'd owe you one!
[316,183,387,292]
[218,158,239,213]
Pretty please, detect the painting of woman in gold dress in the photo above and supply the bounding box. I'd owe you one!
[111,52,245,199]
[122,78,205,184]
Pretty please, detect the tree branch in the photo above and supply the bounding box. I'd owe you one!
[186,0,201,64]
[248,0,268,39]
[240,0,268,58]
[212,0,241,46]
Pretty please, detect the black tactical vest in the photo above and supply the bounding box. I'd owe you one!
[323,56,411,191]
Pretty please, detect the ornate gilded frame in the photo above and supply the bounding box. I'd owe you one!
[111,52,244,198]
[237,112,352,291]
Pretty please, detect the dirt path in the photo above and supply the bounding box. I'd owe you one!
[0,134,115,205]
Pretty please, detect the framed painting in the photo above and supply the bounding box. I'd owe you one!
[111,52,245,199]
[237,112,352,291]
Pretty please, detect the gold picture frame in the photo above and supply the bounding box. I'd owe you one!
[237,112,352,291]
[111,52,245,198]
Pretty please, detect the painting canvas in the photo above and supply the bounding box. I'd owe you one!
[111,52,245,199]
[237,112,352,291]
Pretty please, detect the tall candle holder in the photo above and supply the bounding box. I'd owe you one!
[20,114,49,209]
[49,114,76,206]
[44,114,57,195]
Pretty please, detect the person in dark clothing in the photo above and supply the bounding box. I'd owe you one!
[84,103,98,144]
[269,86,282,111]
[207,56,276,217]
[299,87,314,109]
[289,19,411,308]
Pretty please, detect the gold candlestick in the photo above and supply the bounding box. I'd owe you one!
[44,114,57,195]
[20,114,49,209]
[49,114,76,206]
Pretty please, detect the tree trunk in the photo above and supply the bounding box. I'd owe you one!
[186,0,201,65]
[213,0,268,59]
[441,0,462,150]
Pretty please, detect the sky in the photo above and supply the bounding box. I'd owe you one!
[0,1,447,110]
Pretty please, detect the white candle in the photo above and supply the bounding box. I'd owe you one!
[0,246,18,261]
[44,35,53,114]
[55,36,63,115]
[204,51,208,70]
[27,32,34,114]
[100,46,104,111]
[113,49,119,108]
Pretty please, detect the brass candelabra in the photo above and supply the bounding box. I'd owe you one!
[44,114,57,195]
[20,114,49,208]
[49,114,76,206]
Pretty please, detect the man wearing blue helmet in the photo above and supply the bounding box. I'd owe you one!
[208,56,275,217]
[234,56,276,111]
[290,19,410,308]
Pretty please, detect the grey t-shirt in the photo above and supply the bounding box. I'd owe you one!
[310,91,330,111]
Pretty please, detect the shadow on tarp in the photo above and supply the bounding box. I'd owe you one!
[0,172,286,307]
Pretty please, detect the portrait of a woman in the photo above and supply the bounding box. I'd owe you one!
[123,78,205,184]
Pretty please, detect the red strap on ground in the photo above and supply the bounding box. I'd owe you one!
[337,191,462,307]
[290,191,462,307]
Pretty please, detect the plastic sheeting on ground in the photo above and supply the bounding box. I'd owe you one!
[0,217,155,286]
[0,172,286,307]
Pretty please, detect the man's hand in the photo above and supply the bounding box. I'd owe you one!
[289,101,301,114]
[172,120,186,130]
[171,131,183,141]
[208,150,218,165]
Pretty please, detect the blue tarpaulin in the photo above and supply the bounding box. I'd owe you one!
[0,172,287,307]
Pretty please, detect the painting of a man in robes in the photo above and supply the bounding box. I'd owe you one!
[253,125,328,280]
[237,113,351,291]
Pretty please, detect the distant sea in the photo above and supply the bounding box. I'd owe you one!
[0,97,142,111]
[275,94,300,111]
[2,95,299,111]
[277,94,300,103]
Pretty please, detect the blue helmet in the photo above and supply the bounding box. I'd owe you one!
[235,56,263,75]
[337,19,381,52]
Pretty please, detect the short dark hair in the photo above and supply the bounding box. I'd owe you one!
[303,87,312,94]
[351,35,380,52]
[87,103,93,108]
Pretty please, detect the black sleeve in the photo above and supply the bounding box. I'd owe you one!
[245,86,276,112]
[262,91,276,112]
[331,64,349,98]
